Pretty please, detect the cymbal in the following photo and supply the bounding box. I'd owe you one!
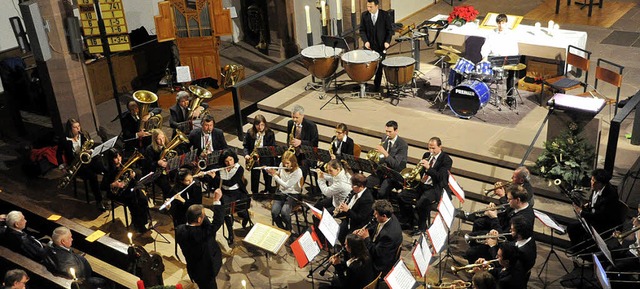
[446,54,460,64]
[440,45,461,54]
[434,50,452,57]
[503,63,527,71]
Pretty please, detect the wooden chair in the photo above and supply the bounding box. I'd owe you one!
[110,198,130,227]
[577,58,624,118]
[541,45,592,103]
[353,143,362,159]
[363,272,383,289]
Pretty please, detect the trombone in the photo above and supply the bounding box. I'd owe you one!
[483,181,512,196]
[463,203,509,218]
[425,281,472,289]
[464,233,510,244]
[451,259,498,274]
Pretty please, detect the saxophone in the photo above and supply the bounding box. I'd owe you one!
[58,139,94,189]
[287,124,296,153]
[111,151,144,196]
[246,133,262,170]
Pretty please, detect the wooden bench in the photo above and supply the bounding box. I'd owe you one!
[0,245,71,289]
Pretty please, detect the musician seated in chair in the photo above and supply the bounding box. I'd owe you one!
[474,243,527,289]
[486,216,537,273]
[315,159,352,214]
[324,234,376,289]
[102,148,151,233]
[121,100,162,153]
[188,115,228,170]
[169,91,209,138]
[143,129,173,200]
[354,200,403,276]
[243,114,276,195]
[335,173,374,245]
[267,151,303,232]
[480,13,519,96]
[397,137,452,236]
[57,118,105,211]
[607,205,640,285]
[330,123,355,159]
[215,149,251,246]
[366,120,408,200]
[165,168,212,228]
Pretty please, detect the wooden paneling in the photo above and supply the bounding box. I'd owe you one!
[86,54,138,104]
[154,1,176,42]
[176,37,220,80]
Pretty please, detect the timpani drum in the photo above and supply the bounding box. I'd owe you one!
[340,50,381,83]
[382,56,416,86]
[301,45,344,79]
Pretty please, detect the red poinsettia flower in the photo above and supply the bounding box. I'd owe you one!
[448,5,479,23]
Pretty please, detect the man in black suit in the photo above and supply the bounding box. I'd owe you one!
[0,211,46,262]
[354,200,403,276]
[568,169,622,251]
[398,137,453,236]
[487,216,537,273]
[169,91,209,137]
[286,105,318,189]
[359,0,394,92]
[121,100,162,153]
[367,120,408,199]
[2,269,29,289]
[476,243,527,289]
[335,173,374,244]
[176,190,224,289]
[188,115,228,169]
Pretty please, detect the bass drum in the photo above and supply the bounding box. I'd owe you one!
[341,50,381,83]
[301,45,344,79]
[448,80,490,118]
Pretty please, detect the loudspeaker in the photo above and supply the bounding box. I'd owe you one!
[10,17,30,53]
[19,0,52,61]
[65,17,84,54]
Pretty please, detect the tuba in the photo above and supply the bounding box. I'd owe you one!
[221,64,243,89]
[187,85,212,119]
[58,138,94,189]
[133,90,163,131]
[112,151,144,195]
[159,130,190,161]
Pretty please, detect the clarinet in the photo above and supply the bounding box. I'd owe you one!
[319,247,346,276]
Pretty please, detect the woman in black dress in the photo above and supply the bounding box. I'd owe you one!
[243,114,276,194]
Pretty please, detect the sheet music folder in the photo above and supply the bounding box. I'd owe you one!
[243,222,291,255]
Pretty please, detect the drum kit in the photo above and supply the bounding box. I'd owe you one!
[432,46,526,119]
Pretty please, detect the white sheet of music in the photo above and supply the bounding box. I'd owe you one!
[299,231,321,262]
[534,209,565,233]
[448,174,465,202]
[385,259,417,289]
[591,225,614,265]
[438,190,455,228]
[318,208,340,246]
[243,222,290,254]
[304,202,323,217]
[412,234,433,278]
[91,136,118,158]
[427,214,448,254]
[175,66,192,83]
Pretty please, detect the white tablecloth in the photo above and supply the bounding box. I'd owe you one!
[428,14,588,61]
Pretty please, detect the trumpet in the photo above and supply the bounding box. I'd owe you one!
[425,281,472,289]
[463,203,509,218]
[483,181,512,196]
[464,233,510,244]
[451,259,498,274]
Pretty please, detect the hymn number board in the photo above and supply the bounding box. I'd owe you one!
[78,0,131,54]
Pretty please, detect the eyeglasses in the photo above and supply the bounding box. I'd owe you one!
[335,131,344,134]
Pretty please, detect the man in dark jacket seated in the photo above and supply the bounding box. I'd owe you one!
[0,211,46,262]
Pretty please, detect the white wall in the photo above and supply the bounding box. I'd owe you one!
[0,0,21,52]
[391,0,429,22]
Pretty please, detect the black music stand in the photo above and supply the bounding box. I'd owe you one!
[356,158,377,175]
[320,35,351,111]
[535,212,570,288]
[340,154,361,172]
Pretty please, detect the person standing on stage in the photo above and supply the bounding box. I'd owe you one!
[359,0,394,93]
[367,120,408,199]
[268,151,304,232]
[335,173,374,245]
[316,159,352,214]
[169,91,208,137]
[354,199,402,276]
[215,149,251,246]
[144,129,173,200]
[330,123,355,159]
[243,114,276,195]
[286,105,318,191]
[327,234,376,289]
[175,190,224,289]
[398,137,453,236]
[480,13,519,96]
[56,118,105,211]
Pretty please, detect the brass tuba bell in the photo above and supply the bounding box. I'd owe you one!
[160,129,190,160]
[187,85,212,119]
[112,150,145,195]
[133,90,163,130]
[221,64,243,89]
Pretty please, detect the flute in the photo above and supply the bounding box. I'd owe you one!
[159,181,195,211]
[253,166,288,170]
[194,165,236,177]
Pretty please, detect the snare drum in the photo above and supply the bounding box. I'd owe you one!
[301,45,344,79]
[382,56,415,86]
[452,58,475,75]
[341,50,381,83]
[448,80,490,118]
[448,68,464,87]
[492,67,505,80]
[475,61,493,79]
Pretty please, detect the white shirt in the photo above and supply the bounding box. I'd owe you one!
[67,137,81,153]
[220,163,240,190]
[318,170,352,208]
[480,28,519,59]
[273,164,303,195]
[515,237,532,248]
[201,133,213,152]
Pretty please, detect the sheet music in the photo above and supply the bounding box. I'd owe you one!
[91,136,118,158]
[438,190,455,228]
[448,174,465,203]
[175,66,192,83]
[427,214,448,254]
[412,234,433,278]
[385,259,417,289]
[304,202,323,218]
[244,223,290,254]
[591,225,614,266]
[318,208,340,246]
[533,209,565,233]
[298,231,320,262]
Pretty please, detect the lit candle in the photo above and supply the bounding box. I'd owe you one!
[548,20,554,30]
[69,268,77,280]
[351,0,355,13]
[321,1,327,25]
[305,5,311,33]
[554,23,560,30]
[336,0,342,20]
[241,280,247,289]
[127,232,133,246]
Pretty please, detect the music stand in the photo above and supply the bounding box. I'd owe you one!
[320,35,351,111]
[340,154,361,172]
[356,158,377,175]
[534,210,570,288]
